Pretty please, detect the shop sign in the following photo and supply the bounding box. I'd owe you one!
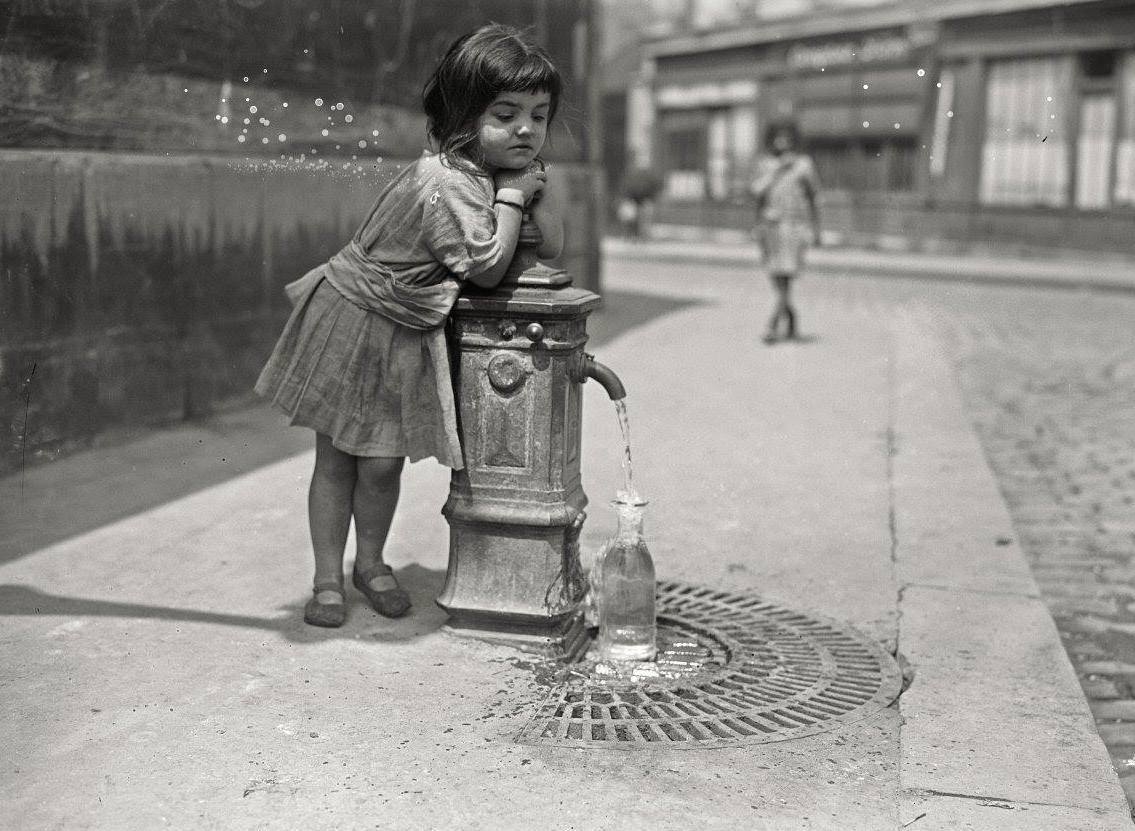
[788,34,910,71]
[656,80,759,109]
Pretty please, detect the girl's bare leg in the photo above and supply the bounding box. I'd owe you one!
[765,273,793,340]
[352,456,405,591]
[780,273,797,338]
[309,433,357,599]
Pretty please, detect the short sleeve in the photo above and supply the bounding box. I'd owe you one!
[422,169,503,280]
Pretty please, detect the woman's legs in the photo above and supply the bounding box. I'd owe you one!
[308,433,357,602]
[352,456,405,591]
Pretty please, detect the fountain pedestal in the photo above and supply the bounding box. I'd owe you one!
[438,219,610,659]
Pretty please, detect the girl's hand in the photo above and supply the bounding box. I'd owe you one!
[495,160,546,204]
[529,168,564,259]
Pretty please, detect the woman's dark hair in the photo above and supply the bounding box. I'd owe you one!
[423,24,562,167]
[763,120,801,153]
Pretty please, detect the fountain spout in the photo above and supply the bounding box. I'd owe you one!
[578,353,626,401]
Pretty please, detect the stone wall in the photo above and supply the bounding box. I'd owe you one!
[1,150,600,475]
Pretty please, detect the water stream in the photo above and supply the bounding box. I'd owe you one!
[614,399,640,504]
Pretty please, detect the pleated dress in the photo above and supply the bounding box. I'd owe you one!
[255,152,503,469]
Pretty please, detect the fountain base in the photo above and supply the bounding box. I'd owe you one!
[442,610,589,661]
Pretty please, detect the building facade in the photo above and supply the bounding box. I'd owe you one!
[636,0,1135,253]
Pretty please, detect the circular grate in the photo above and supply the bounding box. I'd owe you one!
[514,581,902,749]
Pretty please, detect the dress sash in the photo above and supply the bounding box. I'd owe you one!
[284,239,459,330]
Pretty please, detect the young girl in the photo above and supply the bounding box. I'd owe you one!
[255,24,564,627]
[750,121,821,344]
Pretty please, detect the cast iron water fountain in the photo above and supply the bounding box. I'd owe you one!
[440,210,904,746]
[439,209,624,658]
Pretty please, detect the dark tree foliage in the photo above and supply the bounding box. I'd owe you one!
[1,0,586,145]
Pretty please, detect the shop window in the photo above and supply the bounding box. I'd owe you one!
[665,126,704,170]
[810,141,855,190]
[708,111,730,200]
[705,107,761,200]
[887,141,918,191]
[1076,93,1116,209]
[861,140,889,190]
[806,138,916,192]
[660,112,707,199]
[1073,50,1120,209]
[728,106,759,198]
[1117,52,1135,206]
[658,105,758,201]
[980,57,1072,207]
[1081,50,1117,80]
[929,68,955,178]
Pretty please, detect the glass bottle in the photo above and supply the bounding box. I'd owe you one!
[594,498,656,661]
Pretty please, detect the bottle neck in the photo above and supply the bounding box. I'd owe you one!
[615,504,645,543]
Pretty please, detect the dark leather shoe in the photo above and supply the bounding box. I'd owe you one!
[352,563,411,618]
[303,579,346,628]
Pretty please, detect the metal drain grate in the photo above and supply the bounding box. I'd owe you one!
[515,581,902,748]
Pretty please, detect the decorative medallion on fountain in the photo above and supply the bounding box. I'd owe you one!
[481,354,533,470]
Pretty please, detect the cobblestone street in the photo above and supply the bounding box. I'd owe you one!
[840,274,1135,813]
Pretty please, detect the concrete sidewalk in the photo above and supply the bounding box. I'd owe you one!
[605,235,1135,293]
[2,254,1132,829]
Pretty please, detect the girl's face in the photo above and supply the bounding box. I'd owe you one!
[771,130,795,155]
[475,89,551,170]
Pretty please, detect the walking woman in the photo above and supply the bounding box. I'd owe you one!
[750,121,821,344]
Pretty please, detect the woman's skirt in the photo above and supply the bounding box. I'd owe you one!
[254,277,463,468]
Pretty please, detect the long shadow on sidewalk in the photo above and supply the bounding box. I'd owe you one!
[1,289,699,566]
[0,564,449,642]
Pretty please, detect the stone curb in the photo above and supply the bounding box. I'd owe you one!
[890,307,1134,828]
[603,238,1135,295]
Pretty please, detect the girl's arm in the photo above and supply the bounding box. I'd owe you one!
[530,174,564,260]
[749,157,780,201]
[466,164,547,289]
[465,190,525,289]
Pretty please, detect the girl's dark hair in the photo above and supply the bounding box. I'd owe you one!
[422,24,562,167]
[764,120,801,153]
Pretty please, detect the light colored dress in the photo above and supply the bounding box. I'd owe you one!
[255,152,503,469]
[753,154,819,275]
